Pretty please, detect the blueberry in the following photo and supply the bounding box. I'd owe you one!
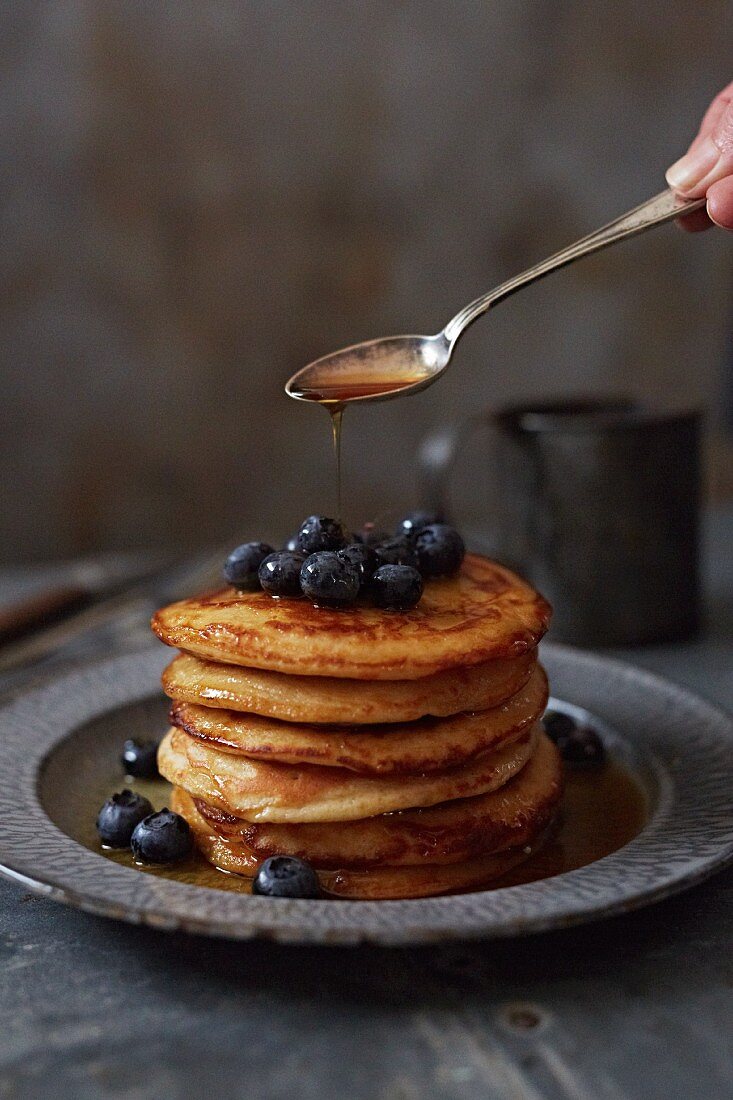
[373,536,419,569]
[130,809,193,863]
[121,738,160,779]
[252,856,320,898]
[370,564,424,610]
[259,551,305,597]
[413,524,465,577]
[300,551,360,607]
[395,510,444,539]
[337,543,378,589]
[359,523,389,547]
[542,709,576,742]
[297,515,350,554]
[224,542,274,589]
[96,790,153,848]
[282,532,300,552]
[543,710,606,766]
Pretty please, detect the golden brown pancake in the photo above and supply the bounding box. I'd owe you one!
[183,732,562,867]
[168,664,548,774]
[158,724,538,822]
[151,554,551,680]
[162,649,536,724]
[172,788,546,899]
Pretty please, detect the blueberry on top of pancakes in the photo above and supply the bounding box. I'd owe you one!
[373,535,419,570]
[224,542,274,590]
[258,551,305,597]
[370,564,424,610]
[300,551,360,607]
[337,543,378,589]
[414,524,465,577]
[297,515,350,554]
[396,510,443,538]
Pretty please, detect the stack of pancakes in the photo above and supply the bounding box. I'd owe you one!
[152,553,562,899]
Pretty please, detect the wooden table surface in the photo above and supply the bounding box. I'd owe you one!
[0,514,730,1100]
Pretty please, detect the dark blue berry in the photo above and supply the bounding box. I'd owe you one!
[282,533,300,552]
[542,710,576,742]
[259,551,305,597]
[370,564,424,610]
[544,711,606,766]
[130,809,193,863]
[96,790,153,848]
[121,738,160,779]
[337,543,378,589]
[396,510,444,539]
[413,524,465,577]
[373,536,419,569]
[359,523,389,547]
[252,856,320,898]
[297,515,350,554]
[224,542,274,589]
[300,552,360,607]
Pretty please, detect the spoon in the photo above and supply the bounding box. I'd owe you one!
[285,188,706,406]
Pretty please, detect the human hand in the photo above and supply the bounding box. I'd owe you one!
[666,81,733,231]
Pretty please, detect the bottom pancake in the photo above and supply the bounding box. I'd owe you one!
[171,788,552,900]
[186,732,563,867]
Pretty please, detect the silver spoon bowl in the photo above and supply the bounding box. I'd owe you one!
[286,188,705,406]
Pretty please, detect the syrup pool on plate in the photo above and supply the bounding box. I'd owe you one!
[93,759,648,897]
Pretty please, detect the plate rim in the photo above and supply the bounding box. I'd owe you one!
[0,643,731,945]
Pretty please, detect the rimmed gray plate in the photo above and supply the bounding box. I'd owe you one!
[0,644,731,945]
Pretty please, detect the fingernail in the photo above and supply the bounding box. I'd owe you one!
[666,137,720,193]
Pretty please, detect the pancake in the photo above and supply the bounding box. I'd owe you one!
[151,553,551,680]
[158,724,539,822]
[172,788,546,900]
[169,664,548,774]
[185,732,562,867]
[162,649,536,724]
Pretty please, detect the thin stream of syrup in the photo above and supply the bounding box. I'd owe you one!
[290,375,433,521]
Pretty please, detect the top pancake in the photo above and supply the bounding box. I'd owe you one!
[151,553,551,680]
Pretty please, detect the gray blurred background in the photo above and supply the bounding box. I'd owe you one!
[2,0,732,563]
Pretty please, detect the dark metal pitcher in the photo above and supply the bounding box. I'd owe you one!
[419,399,701,647]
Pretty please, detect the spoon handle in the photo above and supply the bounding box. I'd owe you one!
[443,189,707,345]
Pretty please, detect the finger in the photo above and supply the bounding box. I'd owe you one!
[675,206,713,233]
[666,95,733,196]
[706,176,733,230]
[691,80,733,145]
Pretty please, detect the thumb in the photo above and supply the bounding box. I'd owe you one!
[666,92,733,197]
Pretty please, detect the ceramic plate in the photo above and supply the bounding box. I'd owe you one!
[0,645,731,945]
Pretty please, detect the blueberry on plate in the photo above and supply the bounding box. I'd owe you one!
[337,543,378,589]
[543,709,606,766]
[130,809,193,863]
[297,515,350,554]
[223,542,274,589]
[121,738,160,779]
[259,551,305,597]
[300,552,360,607]
[96,790,154,848]
[252,856,320,898]
[413,524,465,577]
[395,510,443,539]
[370,564,424,610]
[282,532,301,552]
[359,522,389,547]
[373,536,419,569]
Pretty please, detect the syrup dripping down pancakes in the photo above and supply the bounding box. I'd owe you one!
[154,554,561,899]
